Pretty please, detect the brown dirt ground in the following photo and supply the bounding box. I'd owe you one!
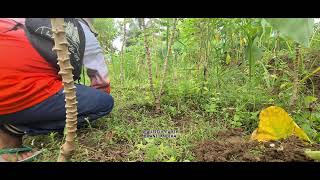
[193,128,320,162]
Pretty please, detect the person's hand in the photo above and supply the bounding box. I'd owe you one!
[87,69,111,94]
[106,84,111,94]
[98,78,110,94]
[106,79,111,94]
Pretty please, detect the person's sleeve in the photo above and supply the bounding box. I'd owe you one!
[80,20,111,94]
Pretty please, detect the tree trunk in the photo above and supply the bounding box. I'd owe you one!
[155,18,177,112]
[51,18,78,162]
[141,18,156,99]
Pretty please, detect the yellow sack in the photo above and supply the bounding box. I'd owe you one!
[251,106,311,143]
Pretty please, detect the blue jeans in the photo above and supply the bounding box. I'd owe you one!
[0,84,114,135]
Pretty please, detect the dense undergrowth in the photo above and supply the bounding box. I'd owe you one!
[25,18,320,162]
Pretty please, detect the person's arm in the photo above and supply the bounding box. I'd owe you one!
[79,20,111,94]
[84,53,111,94]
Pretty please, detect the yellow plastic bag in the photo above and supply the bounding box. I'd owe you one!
[251,106,311,142]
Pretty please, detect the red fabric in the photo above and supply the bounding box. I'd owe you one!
[0,19,63,115]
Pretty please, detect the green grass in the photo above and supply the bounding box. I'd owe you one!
[25,80,227,162]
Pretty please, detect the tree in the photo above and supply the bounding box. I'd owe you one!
[93,18,118,55]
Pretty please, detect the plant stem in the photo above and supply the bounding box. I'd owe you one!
[120,18,127,84]
[155,18,177,112]
[51,18,78,162]
[140,18,156,99]
[290,44,300,109]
